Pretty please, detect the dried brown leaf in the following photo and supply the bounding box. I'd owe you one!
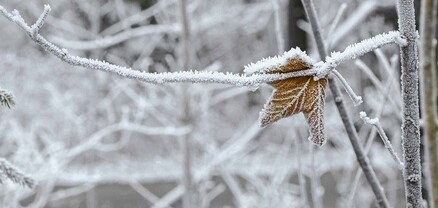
[259,58,328,146]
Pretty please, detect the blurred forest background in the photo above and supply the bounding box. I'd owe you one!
[0,0,435,207]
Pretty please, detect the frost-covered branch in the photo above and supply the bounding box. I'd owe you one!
[300,0,391,207]
[0,88,15,109]
[314,31,407,80]
[326,3,347,48]
[271,0,285,54]
[0,4,315,89]
[397,0,423,206]
[346,69,399,207]
[420,0,438,206]
[354,60,402,114]
[359,112,404,171]
[30,4,50,37]
[50,25,179,50]
[0,158,34,188]
[0,5,406,91]
[331,70,362,106]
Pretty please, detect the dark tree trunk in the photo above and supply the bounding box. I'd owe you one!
[287,0,307,50]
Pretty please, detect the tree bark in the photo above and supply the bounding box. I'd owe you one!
[420,0,438,206]
[179,0,194,208]
[397,0,423,207]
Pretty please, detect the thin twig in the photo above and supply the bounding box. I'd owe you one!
[295,132,310,207]
[310,145,322,208]
[359,112,404,171]
[300,0,391,207]
[346,64,399,207]
[0,158,35,188]
[327,3,347,49]
[354,60,402,114]
[0,5,405,90]
[271,0,285,54]
[314,31,407,80]
[331,69,363,106]
[179,0,194,207]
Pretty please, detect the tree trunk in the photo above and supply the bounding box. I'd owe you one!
[287,0,307,50]
[397,0,423,207]
[420,0,438,207]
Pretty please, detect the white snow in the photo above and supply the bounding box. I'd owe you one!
[243,47,315,75]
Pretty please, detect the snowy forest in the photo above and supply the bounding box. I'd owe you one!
[0,0,437,207]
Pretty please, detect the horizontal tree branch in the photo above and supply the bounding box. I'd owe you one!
[0,158,34,188]
[0,4,407,90]
[314,31,407,79]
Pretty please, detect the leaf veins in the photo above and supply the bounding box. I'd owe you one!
[259,58,328,146]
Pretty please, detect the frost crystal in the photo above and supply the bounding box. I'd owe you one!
[244,47,315,75]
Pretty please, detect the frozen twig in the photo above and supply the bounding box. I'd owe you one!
[0,4,316,88]
[129,181,161,204]
[300,0,391,207]
[359,112,404,171]
[30,4,50,38]
[0,158,35,188]
[0,5,406,91]
[179,0,194,207]
[331,70,362,106]
[330,1,378,47]
[101,0,177,35]
[271,0,285,54]
[347,66,399,207]
[50,24,179,50]
[295,133,310,207]
[0,88,15,109]
[49,183,96,202]
[310,145,322,208]
[327,3,347,48]
[354,60,402,114]
[314,31,407,80]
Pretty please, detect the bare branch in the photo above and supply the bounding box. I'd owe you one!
[30,4,50,37]
[327,3,347,48]
[271,0,285,54]
[0,4,406,90]
[331,70,363,106]
[0,158,35,188]
[360,112,404,171]
[314,31,407,80]
[300,0,391,207]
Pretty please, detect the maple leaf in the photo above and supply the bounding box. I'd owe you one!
[245,48,328,146]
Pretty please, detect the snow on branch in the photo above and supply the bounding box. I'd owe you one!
[0,5,316,89]
[30,4,50,37]
[244,47,315,74]
[359,112,404,171]
[331,70,362,106]
[0,88,15,109]
[0,5,406,90]
[0,158,35,188]
[314,31,407,80]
